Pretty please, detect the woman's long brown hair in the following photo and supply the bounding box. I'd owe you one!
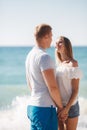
[55,36,73,63]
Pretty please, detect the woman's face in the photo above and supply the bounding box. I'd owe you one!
[55,37,65,53]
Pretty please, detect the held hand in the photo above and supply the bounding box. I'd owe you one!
[58,107,69,122]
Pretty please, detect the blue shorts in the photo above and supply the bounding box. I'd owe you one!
[27,105,58,130]
[68,102,80,118]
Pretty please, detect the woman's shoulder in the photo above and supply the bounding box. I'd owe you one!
[70,59,78,67]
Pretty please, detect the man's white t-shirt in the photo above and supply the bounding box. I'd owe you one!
[25,46,56,107]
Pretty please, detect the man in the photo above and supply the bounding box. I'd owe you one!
[25,23,63,130]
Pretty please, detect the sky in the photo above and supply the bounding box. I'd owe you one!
[0,0,87,46]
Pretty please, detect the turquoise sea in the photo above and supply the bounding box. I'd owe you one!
[0,46,87,130]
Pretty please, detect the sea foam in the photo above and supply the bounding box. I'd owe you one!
[0,96,87,130]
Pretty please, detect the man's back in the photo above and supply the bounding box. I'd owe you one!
[25,46,56,107]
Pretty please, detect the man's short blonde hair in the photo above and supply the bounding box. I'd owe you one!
[34,24,52,40]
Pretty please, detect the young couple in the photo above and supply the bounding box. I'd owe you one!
[25,23,82,130]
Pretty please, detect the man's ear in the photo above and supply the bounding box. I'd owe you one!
[44,34,49,39]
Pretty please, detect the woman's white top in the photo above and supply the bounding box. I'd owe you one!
[25,46,56,107]
[56,62,82,106]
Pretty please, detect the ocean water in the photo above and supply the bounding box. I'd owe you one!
[0,46,87,130]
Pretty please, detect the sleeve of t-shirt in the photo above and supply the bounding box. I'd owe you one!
[39,54,55,71]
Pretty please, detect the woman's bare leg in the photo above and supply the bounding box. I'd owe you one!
[66,117,78,130]
[58,120,65,130]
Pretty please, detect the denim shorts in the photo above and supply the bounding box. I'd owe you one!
[27,105,58,130]
[68,102,80,118]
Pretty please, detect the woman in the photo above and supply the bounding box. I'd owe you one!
[25,24,63,130]
[55,36,82,130]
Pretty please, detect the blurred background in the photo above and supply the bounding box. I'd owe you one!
[0,0,87,130]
